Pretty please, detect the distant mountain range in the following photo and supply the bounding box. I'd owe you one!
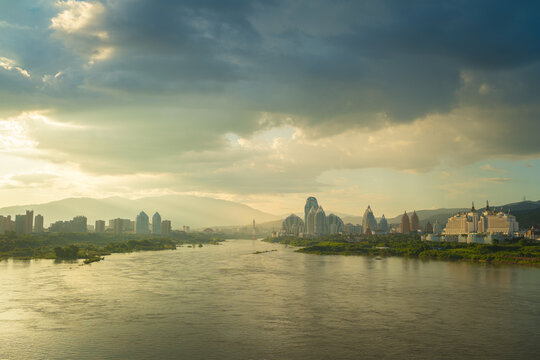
[0,195,279,229]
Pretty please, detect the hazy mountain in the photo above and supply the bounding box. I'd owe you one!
[0,195,279,229]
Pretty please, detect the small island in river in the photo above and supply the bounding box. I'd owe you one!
[264,234,540,266]
[0,231,224,262]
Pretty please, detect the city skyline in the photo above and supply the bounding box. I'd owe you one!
[1,1,540,217]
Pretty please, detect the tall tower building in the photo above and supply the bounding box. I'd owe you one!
[136,211,149,234]
[304,197,319,230]
[362,206,378,233]
[24,210,33,234]
[34,214,44,233]
[152,212,162,234]
[314,207,327,236]
[411,210,420,232]
[400,211,410,234]
[95,220,105,233]
[307,206,317,235]
[15,215,25,235]
[433,220,443,234]
[425,221,433,234]
[161,220,171,235]
[378,214,389,233]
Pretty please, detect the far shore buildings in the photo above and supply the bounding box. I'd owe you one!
[34,214,44,233]
[110,218,133,234]
[362,206,378,234]
[422,201,519,244]
[410,211,420,232]
[135,211,150,234]
[399,211,411,234]
[0,215,13,233]
[49,216,87,233]
[282,197,345,237]
[378,214,389,233]
[443,202,518,238]
[152,212,162,235]
[95,220,106,233]
[161,220,171,235]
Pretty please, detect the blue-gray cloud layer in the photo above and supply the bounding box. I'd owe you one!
[1,0,539,193]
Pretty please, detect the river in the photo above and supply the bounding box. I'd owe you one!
[1,239,539,359]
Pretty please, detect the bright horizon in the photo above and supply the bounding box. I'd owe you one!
[1,1,540,218]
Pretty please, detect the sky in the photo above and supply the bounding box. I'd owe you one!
[1,0,540,218]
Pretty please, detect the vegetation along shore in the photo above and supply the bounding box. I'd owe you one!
[264,234,540,266]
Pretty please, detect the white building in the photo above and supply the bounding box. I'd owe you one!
[443,201,518,238]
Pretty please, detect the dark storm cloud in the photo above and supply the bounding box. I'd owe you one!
[86,0,540,124]
[1,0,540,183]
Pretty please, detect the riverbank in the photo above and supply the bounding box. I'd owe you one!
[0,232,224,261]
[264,235,540,266]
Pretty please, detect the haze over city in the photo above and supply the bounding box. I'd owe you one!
[1,1,540,217]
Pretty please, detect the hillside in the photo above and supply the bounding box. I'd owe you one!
[0,195,278,229]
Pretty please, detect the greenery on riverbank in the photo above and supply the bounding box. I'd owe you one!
[264,235,540,266]
[0,231,224,261]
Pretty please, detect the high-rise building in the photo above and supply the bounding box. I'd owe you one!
[0,215,13,233]
[306,206,317,235]
[161,220,171,235]
[362,206,378,233]
[314,207,327,236]
[183,225,190,232]
[326,214,344,234]
[344,223,362,235]
[34,214,44,233]
[378,214,389,233]
[72,216,87,233]
[282,214,304,236]
[110,218,132,234]
[433,220,443,234]
[15,215,26,235]
[136,211,149,234]
[411,211,420,232]
[49,216,87,233]
[95,220,106,233]
[400,211,410,234]
[24,210,33,234]
[425,221,433,234]
[304,197,319,231]
[152,212,162,234]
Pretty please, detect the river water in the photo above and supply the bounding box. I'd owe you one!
[1,239,539,359]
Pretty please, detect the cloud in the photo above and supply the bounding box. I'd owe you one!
[0,20,32,30]
[0,0,539,211]
[480,164,508,173]
[0,56,31,78]
[50,0,105,33]
[481,177,512,183]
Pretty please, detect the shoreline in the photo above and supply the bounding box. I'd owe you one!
[265,235,540,267]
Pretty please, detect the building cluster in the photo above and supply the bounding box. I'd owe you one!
[280,197,394,237]
[126,211,172,235]
[421,201,519,244]
[279,197,523,243]
[0,210,45,235]
[50,216,87,233]
[281,197,346,237]
[0,209,176,236]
